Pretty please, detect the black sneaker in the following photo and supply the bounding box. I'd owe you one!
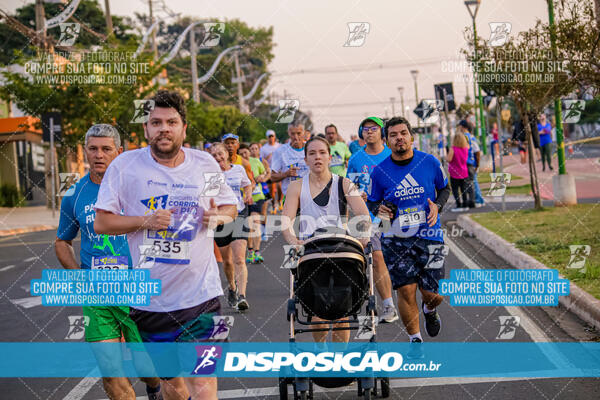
[422,302,441,337]
[146,385,163,400]
[407,337,424,359]
[227,288,238,308]
[237,294,249,311]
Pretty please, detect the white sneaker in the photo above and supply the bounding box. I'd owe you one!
[379,305,399,323]
[475,203,484,208]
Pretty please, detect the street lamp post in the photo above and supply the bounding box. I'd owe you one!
[465,0,488,155]
[410,69,422,150]
[390,97,396,116]
[397,86,405,118]
[547,0,566,175]
[547,0,577,205]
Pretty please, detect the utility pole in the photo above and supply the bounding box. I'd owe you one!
[190,26,199,102]
[149,0,157,58]
[35,0,46,50]
[547,0,566,175]
[234,51,247,113]
[547,0,577,205]
[411,69,422,150]
[390,97,396,116]
[398,87,405,118]
[104,0,113,36]
[465,0,488,154]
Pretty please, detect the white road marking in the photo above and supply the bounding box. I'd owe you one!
[62,368,100,400]
[445,236,551,342]
[445,236,572,368]
[24,256,38,262]
[10,296,42,308]
[0,264,15,272]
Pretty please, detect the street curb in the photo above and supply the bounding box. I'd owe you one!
[0,225,57,237]
[456,214,600,332]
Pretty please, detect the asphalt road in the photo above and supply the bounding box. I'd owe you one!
[0,204,599,399]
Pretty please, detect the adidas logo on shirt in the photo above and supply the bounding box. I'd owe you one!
[394,173,425,197]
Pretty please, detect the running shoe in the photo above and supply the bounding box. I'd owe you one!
[407,337,424,359]
[422,302,441,337]
[379,304,399,323]
[227,288,238,308]
[246,251,255,264]
[254,252,264,263]
[237,295,249,311]
[146,385,163,400]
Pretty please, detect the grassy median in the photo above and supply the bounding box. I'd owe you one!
[471,204,600,300]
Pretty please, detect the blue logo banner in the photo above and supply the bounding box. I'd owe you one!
[0,342,598,378]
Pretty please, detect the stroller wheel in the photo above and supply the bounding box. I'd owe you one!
[380,377,390,398]
[278,378,288,400]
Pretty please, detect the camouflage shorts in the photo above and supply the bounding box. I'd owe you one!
[381,236,446,292]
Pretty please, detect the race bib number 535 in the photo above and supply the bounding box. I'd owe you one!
[143,229,190,265]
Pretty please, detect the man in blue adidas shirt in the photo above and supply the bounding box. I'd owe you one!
[55,124,162,400]
[346,117,397,324]
[368,116,451,344]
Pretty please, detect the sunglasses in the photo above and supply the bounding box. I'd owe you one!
[362,126,380,133]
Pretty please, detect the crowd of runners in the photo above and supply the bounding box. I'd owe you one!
[54,89,493,399]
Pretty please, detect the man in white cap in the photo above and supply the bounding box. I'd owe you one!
[260,129,280,163]
[260,130,283,211]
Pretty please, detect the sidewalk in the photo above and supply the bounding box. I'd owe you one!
[0,206,59,237]
[482,153,600,200]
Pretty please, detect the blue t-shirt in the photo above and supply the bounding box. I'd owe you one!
[368,150,448,242]
[349,140,366,154]
[537,123,552,146]
[57,173,131,269]
[465,132,478,166]
[346,146,392,195]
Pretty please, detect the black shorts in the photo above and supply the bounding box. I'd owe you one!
[248,199,265,214]
[381,236,446,292]
[130,297,222,343]
[214,208,250,247]
[129,297,224,379]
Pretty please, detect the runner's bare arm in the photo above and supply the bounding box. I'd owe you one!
[262,158,271,176]
[94,209,172,235]
[243,185,254,205]
[342,178,370,246]
[270,169,287,182]
[281,180,302,245]
[54,239,80,269]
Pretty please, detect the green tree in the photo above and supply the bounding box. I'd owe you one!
[470,17,575,209]
[0,0,134,65]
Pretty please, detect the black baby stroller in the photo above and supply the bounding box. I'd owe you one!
[279,233,390,399]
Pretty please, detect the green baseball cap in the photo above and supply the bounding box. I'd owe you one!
[359,116,384,129]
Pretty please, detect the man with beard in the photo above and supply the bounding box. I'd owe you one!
[94,90,238,400]
[368,116,450,345]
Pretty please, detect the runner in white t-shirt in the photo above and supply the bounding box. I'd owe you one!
[210,143,253,311]
[260,130,283,212]
[270,122,309,197]
[94,90,237,400]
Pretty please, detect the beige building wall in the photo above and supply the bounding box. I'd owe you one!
[0,142,20,190]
